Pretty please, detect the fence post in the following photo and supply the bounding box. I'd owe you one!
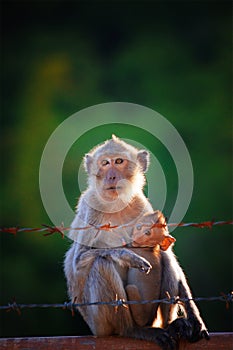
[0,333,232,349]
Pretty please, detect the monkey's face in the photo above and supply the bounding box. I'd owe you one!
[95,155,138,201]
[84,136,150,211]
[132,211,176,250]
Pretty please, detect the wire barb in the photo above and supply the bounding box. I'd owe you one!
[42,223,65,238]
[220,291,233,310]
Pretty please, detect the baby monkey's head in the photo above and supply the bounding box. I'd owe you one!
[132,211,176,250]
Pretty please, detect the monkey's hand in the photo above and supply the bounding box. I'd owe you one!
[131,255,152,274]
[115,249,152,274]
[167,317,209,343]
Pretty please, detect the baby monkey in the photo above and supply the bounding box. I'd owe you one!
[64,135,209,349]
[131,210,176,250]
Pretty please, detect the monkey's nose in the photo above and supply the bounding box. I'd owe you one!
[106,169,119,182]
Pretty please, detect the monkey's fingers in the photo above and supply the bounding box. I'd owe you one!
[129,254,152,274]
[201,329,210,340]
[167,318,192,341]
[152,329,177,350]
[132,256,152,274]
[156,331,177,350]
[140,265,151,274]
[139,259,152,274]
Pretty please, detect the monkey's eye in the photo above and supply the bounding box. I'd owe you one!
[115,158,124,164]
[145,230,151,236]
[101,159,110,166]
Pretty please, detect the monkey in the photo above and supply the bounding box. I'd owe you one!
[64,135,209,349]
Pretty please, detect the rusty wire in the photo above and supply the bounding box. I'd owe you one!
[0,221,232,314]
[0,292,232,315]
[0,220,232,238]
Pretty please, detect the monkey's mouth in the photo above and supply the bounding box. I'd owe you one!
[106,186,122,190]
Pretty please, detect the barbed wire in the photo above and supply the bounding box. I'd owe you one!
[0,220,232,238]
[1,221,232,315]
[1,292,232,315]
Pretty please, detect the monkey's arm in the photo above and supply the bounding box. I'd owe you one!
[167,276,209,342]
[77,247,152,274]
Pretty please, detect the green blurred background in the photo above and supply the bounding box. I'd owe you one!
[0,0,232,337]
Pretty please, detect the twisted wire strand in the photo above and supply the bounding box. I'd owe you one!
[0,220,232,237]
[1,292,232,313]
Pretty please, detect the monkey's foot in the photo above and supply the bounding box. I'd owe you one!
[154,329,177,350]
[167,317,209,343]
[128,327,177,350]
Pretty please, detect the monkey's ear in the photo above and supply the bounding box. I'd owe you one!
[112,134,119,141]
[160,235,176,251]
[84,154,93,174]
[137,150,150,172]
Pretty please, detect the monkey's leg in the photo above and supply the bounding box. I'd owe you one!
[83,257,176,350]
[81,256,134,336]
[127,247,162,328]
[72,247,152,332]
[125,284,149,326]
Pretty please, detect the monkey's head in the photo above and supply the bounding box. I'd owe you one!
[84,135,150,209]
[132,211,176,250]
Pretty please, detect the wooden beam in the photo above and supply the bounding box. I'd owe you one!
[0,333,232,349]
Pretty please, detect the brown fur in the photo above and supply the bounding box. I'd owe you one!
[64,135,209,349]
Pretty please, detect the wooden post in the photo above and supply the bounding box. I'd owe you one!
[0,333,232,349]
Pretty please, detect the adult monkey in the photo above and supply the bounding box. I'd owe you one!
[64,135,209,349]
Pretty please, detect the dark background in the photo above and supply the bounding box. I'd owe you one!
[0,0,232,337]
